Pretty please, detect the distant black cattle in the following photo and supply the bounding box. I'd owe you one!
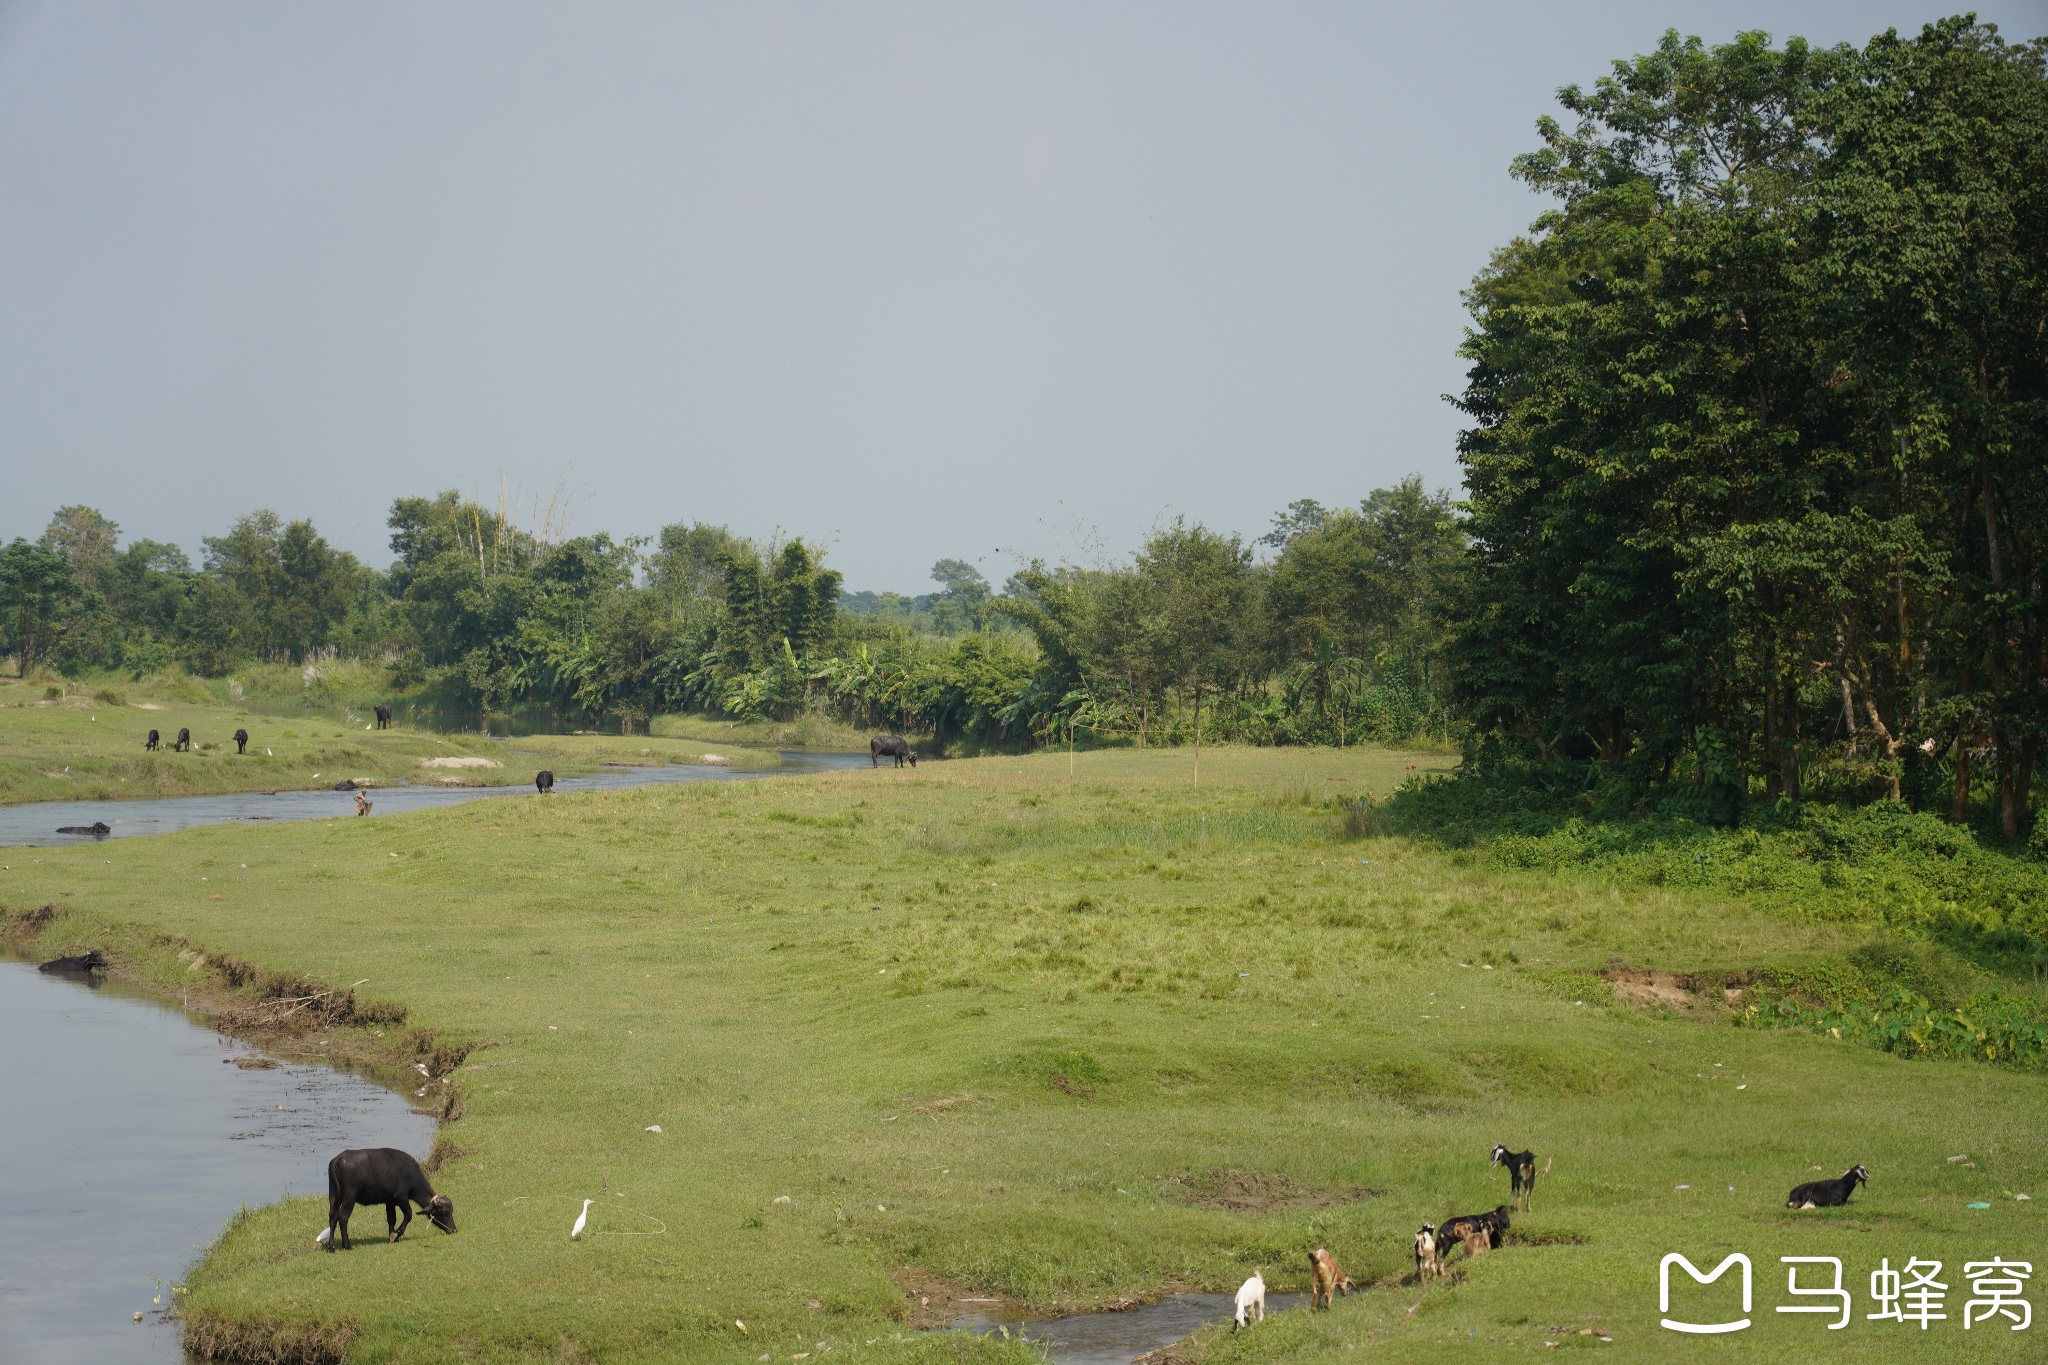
[55,822,112,837]
[535,770,555,794]
[373,704,393,729]
[870,735,917,768]
[233,728,249,754]
[39,949,108,976]
[173,727,191,752]
[324,1148,455,1250]
[144,729,160,751]
[334,779,360,791]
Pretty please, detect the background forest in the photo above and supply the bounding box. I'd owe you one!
[3,18,2044,837]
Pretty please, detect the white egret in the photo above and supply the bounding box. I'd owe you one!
[315,1227,331,1245]
[571,1199,593,1239]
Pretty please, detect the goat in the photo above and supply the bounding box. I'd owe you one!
[1232,1271,1265,1330]
[373,704,393,729]
[1787,1165,1869,1210]
[1414,1223,1441,1283]
[233,728,249,754]
[535,769,555,794]
[144,729,159,751]
[1309,1248,1353,1308]
[1492,1144,1540,1211]
[1439,1205,1510,1258]
[324,1148,455,1250]
[1461,1229,1492,1260]
[173,727,191,752]
[870,735,917,768]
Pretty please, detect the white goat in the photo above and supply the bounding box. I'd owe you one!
[1233,1271,1266,1330]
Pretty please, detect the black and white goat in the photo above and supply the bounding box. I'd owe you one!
[1491,1144,1543,1211]
[1787,1164,1869,1209]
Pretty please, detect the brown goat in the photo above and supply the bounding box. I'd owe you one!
[1309,1248,1354,1308]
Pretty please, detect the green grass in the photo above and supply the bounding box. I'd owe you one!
[4,743,2046,1362]
[0,675,786,805]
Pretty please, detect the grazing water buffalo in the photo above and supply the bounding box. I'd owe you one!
[39,949,108,976]
[144,729,160,751]
[373,704,393,729]
[173,727,191,752]
[55,822,112,837]
[324,1148,455,1250]
[870,735,917,768]
[233,728,249,754]
[535,769,555,794]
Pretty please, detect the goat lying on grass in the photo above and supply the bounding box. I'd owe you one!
[1787,1165,1869,1209]
[1232,1272,1265,1329]
[1309,1248,1354,1308]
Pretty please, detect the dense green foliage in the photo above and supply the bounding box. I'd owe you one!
[6,479,1463,748]
[1451,18,2048,835]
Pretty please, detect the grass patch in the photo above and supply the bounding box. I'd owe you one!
[3,741,2045,1361]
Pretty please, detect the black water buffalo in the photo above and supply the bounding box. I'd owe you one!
[39,948,108,975]
[323,1148,455,1250]
[144,729,160,751]
[870,735,917,768]
[373,704,393,729]
[55,822,112,837]
[173,728,191,752]
[233,728,249,754]
[535,769,555,794]
[333,779,360,791]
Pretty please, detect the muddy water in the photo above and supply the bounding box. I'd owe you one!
[1,751,872,848]
[949,1292,1305,1364]
[0,960,439,1364]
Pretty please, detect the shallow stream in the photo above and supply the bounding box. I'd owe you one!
[0,959,438,1364]
[948,1292,1305,1364]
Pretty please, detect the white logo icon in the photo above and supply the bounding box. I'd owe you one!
[1661,1253,1753,1334]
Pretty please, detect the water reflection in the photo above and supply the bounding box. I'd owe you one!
[0,960,438,1364]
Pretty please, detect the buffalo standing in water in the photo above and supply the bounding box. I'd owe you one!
[870,735,917,768]
[40,948,108,976]
[535,770,555,794]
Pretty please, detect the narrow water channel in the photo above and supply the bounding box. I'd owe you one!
[1,751,872,848]
[0,960,438,1364]
[948,1292,1305,1364]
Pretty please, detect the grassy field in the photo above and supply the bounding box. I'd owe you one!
[0,674,785,805]
[4,742,2045,1363]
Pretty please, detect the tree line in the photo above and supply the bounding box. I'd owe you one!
[0,480,1463,750]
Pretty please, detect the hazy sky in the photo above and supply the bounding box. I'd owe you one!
[4,2,2043,591]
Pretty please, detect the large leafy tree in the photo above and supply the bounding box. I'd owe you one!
[1450,18,2048,825]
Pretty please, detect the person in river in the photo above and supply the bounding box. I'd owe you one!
[353,789,373,817]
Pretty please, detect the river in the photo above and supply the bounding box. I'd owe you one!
[2,751,873,848]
